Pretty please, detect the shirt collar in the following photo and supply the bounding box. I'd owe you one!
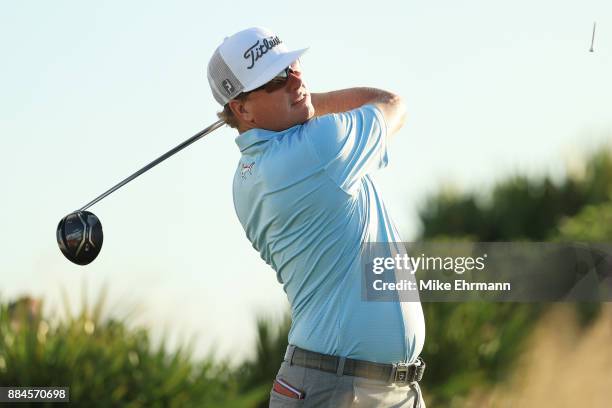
[234,125,298,153]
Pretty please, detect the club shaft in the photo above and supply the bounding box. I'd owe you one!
[78,120,225,211]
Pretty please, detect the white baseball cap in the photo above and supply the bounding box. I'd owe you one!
[207,27,308,105]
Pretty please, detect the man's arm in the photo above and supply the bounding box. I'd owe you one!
[310,88,407,136]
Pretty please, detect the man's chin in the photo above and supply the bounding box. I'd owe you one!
[305,104,315,120]
[291,102,314,122]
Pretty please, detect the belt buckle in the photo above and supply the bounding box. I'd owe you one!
[392,362,412,385]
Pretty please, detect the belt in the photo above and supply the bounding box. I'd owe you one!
[284,345,426,385]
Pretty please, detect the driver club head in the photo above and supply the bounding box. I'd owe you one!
[56,210,103,265]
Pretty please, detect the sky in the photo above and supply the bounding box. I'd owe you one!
[1,0,610,363]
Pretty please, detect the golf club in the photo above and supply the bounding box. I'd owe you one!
[57,119,225,265]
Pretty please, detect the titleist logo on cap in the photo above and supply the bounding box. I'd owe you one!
[243,36,283,69]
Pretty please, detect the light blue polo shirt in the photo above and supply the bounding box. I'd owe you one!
[232,105,425,364]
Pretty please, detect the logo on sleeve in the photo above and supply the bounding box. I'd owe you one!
[240,161,255,179]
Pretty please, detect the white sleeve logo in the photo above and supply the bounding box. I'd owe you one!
[240,161,255,179]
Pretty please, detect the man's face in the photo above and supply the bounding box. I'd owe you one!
[232,60,314,132]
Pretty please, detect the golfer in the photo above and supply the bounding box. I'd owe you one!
[208,27,426,407]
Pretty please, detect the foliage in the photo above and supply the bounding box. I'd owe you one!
[416,149,612,404]
[553,202,612,326]
[0,288,244,407]
[235,315,291,407]
[419,302,541,403]
[238,315,290,391]
[418,149,612,241]
[554,202,612,242]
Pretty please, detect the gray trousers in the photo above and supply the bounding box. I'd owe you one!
[269,360,426,408]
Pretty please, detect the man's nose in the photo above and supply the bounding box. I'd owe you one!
[286,70,303,91]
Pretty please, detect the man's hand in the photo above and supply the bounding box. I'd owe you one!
[310,88,407,136]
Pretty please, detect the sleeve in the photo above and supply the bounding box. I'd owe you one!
[305,104,389,194]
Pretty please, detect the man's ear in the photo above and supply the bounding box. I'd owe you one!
[229,99,254,124]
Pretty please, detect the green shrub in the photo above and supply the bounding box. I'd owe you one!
[0,290,242,407]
